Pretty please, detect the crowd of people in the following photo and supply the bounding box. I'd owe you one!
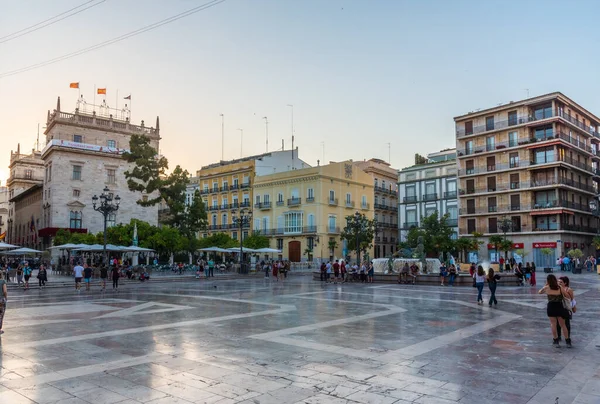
[258,259,291,281]
[317,259,375,283]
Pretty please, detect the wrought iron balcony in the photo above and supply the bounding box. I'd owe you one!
[287,198,301,206]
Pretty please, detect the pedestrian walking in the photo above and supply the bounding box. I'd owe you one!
[557,276,575,343]
[340,260,347,282]
[272,261,279,281]
[262,260,269,279]
[326,261,332,283]
[367,261,374,283]
[319,262,326,281]
[73,262,84,292]
[487,268,500,307]
[37,265,48,289]
[111,265,121,291]
[0,272,7,335]
[100,266,108,290]
[530,262,537,286]
[473,265,486,305]
[538,274,571,348]
[83,264,93,291]
[23,262,32,291]
[207,259,213,278]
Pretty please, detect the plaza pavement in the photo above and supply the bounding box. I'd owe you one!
[0,273,599,404]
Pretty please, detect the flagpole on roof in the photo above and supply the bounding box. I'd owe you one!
[93,84,96,113]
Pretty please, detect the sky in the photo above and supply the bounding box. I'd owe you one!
[2,0,600,184]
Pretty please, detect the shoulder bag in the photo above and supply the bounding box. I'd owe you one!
[561,289,572,313]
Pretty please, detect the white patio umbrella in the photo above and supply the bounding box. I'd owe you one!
[0,242,20,250]
[1,247,43,255]
[226,247,259,253]
[198,247,231,253]
[48,243,88,250]
[254,248,282,253]
[122,246,154,252]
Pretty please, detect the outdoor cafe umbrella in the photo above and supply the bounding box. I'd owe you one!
[0,242,20,250]
[198,247,230,253]
[47,243,89,250]
[1,247,43,255]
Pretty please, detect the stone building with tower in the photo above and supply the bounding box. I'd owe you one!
[6,97,160,248]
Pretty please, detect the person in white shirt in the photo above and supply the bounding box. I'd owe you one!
[325,262,332,283]
[73,262,84,292]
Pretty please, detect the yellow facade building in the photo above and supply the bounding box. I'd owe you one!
[253,161,374,262]
[195,150,309,241]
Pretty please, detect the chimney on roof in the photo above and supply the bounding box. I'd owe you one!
[156,116,160,131]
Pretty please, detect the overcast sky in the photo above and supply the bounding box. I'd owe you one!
[2,0,600,183]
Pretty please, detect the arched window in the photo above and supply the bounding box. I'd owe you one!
[222,213,228,226]
[212,214,217,226]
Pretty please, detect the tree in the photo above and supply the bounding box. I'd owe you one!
[53,229,72,246]
[341,213,376,263]
[406,212,454,257]
[197,233,238,249]
[147,226,185,258]
[328,238,338,258]
[593,236,600,251]
[488,235,504,262]
[243,232,269,249]
[123,134,207,236]
[122,134,168,207]
[499,239,513,260]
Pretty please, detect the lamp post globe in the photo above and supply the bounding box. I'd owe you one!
[92,187,120,266]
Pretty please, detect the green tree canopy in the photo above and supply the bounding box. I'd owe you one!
[341,213,376,262]
[406,212,454,256]
[243,232,269,249]
[123,134,207,236]
[197,233,238,249]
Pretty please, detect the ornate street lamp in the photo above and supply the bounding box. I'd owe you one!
[92,187,120,266]
[232,208,252,274]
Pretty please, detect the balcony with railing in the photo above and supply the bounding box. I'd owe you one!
[200,189,210,195]
[422,193,438,201]
[303,225,317,233]
[220,204,229,210]
[287,198,301,206]
[211,186,219,193]
[230,183,239,190]
[328,198,338,206]
[240,182,251,189]
[401,222,418,229]
[327,226,340,234]
[382,236,388,243]
[220,185,229,192]
[254,202,272,210]
[402,195,417,203]
[374,185,398,196]
[276,200,284,206]
[443,191,457,199]
[459,200,592,216]
[459,178,597,197]
[361,202,370,209]
[230,202,239,209]
[208,205,220,211]
[306,196,315,203]
[239,201,251,208]
[345,200,355,208]
[459,160,531,176]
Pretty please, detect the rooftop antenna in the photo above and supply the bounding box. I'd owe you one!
[263,116,269,152]
[525,88,530,98]
[220,113,225,161]
[287,104,294,161]
[386,142,391,164]
[36,123,40,151]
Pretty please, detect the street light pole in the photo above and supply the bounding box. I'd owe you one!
[92,187,120,266]
[232,208,252,273]
[354,211,362,264]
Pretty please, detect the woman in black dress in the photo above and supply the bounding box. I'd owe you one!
[538,274,571,348]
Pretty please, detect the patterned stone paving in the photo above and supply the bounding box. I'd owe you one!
[0,273,599,404]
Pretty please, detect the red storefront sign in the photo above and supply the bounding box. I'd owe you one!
[532,242,557,248]
[564,242,571,248]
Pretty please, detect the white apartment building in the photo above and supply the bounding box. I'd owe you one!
[398,149,458,242]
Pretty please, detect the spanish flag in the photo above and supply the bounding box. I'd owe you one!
[97,88,106,95]
[70,82,79,89]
